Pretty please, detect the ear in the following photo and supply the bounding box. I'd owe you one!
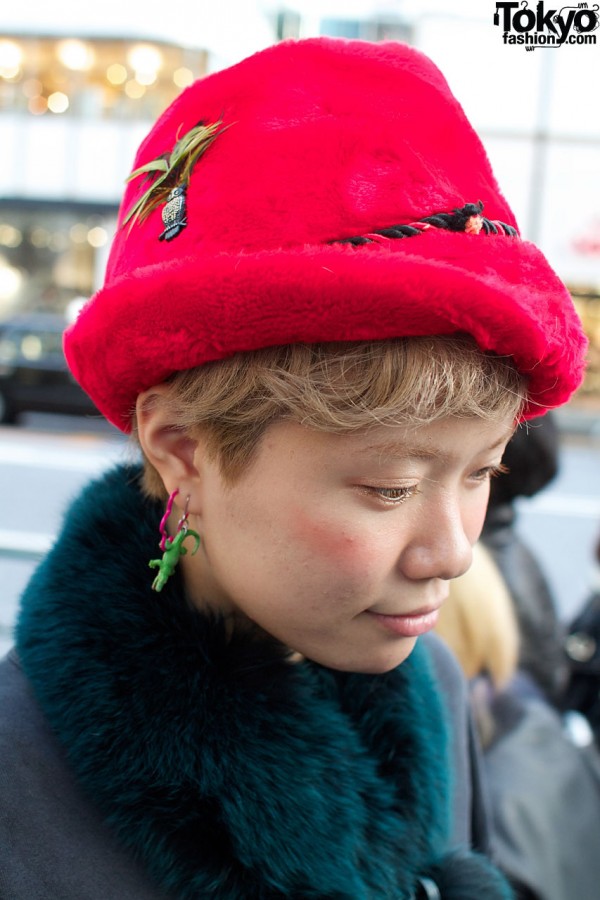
[135,385,201,501]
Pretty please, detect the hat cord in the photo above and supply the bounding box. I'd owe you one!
[335,201,517,246]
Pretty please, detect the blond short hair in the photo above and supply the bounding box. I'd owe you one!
[136,335,527,498]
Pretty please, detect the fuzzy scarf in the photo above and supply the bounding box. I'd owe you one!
[16,466,511,899]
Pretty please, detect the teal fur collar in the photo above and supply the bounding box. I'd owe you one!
[16,466,510,899]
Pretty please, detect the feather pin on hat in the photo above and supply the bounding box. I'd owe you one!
[122,119,228,239]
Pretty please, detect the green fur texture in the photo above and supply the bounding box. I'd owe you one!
[16,466,512,899]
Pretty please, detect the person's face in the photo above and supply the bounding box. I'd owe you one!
[185,415,514,673]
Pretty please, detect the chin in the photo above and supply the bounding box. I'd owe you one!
[318,639,418,674]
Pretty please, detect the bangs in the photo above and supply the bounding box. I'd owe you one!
[137,335,527,495]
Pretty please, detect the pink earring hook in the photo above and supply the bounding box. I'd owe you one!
[159,489,179,551]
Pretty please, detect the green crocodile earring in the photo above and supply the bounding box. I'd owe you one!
[149,490,200,592]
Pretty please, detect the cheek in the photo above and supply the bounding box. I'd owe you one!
[293,510,359,558]
[464,489,491,542]
[290,509,381,574]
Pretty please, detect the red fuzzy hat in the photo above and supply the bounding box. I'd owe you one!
[64,37,587,430]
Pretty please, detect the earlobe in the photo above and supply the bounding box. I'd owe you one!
[136,386,200,496]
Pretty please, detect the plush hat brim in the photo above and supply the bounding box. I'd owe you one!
[65,229,587,430]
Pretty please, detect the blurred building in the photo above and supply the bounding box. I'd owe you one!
[0,2,276,321]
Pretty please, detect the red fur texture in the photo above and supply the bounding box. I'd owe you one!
[64,38,587,430]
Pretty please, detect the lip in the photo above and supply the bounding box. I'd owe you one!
[366,605,442,638]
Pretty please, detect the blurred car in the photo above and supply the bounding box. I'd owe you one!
[0,313,100,424]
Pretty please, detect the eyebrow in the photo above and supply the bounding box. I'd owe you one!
[359,433,512,463]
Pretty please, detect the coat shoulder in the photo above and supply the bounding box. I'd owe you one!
[0,652,166,900]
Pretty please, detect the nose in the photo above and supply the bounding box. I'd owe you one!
[397,498,473,582]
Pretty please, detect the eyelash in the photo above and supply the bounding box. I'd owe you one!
[365,464,508,504]
[471,463,509,482]
[367,485,420,504]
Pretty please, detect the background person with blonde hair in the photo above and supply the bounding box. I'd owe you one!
[437,542,600,900]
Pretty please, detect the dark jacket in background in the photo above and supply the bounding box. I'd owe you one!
[474,672,600,900]
[564,578,600,743]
